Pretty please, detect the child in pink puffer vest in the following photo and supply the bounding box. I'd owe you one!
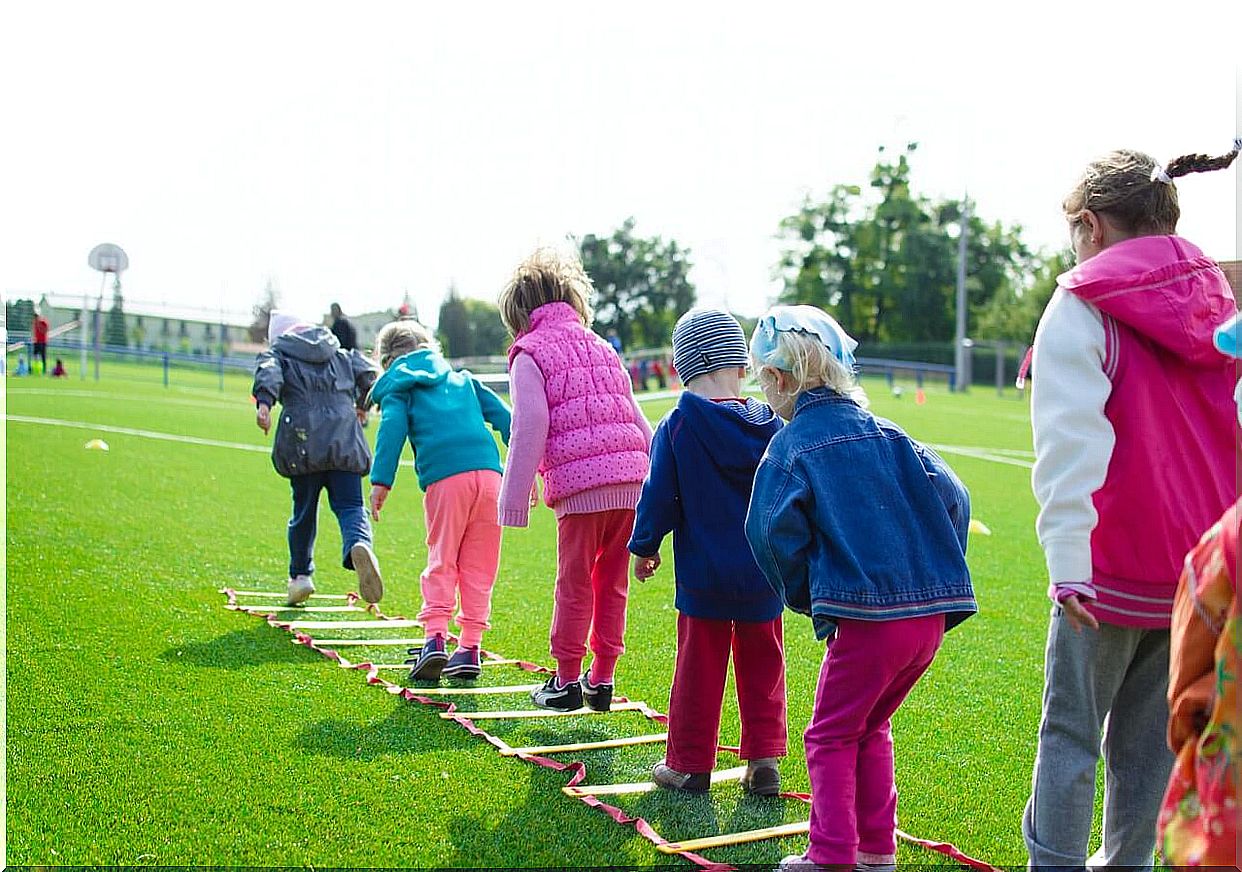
[498,247,652,712]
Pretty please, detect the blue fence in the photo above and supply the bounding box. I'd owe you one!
[6,334,255,388]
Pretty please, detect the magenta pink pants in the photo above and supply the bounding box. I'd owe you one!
[419,470,502,649]
[666,612,788,773]
[550,509,634,683]
[805,614,945,866]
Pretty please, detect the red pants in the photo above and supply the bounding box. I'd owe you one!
[666,612,788,773]
[550,509,634,681]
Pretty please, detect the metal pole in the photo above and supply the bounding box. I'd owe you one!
[80,291,91,379]
[953,195,970,392]
[93,296,102,382]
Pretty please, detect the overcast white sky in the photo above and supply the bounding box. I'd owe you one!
[2,2,1238,327]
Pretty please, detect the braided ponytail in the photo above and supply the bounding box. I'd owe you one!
[1165,141,1240,179]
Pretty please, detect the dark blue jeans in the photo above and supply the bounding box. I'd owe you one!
[288,471,372,578]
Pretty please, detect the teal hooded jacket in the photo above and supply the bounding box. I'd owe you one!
[369,349,511,491]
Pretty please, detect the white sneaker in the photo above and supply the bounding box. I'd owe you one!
[351,542,384,603]
[286,575,315,606]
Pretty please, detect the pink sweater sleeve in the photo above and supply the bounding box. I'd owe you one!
[627,370,653,449]
[498,353,549,527]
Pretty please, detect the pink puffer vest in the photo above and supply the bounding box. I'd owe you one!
[507,302,649,506]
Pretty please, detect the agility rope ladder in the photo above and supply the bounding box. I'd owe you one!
[221,587,1000,871]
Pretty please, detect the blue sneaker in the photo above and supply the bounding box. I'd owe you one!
[442,645,481,680]
[406,635,447,682]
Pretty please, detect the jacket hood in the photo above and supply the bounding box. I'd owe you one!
[369,349,452,402]
[1058,235,1237,367]
[674,390,781,474]
[271,326,340,363]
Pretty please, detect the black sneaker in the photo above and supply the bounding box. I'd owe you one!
[442,645,481,680]
[530,675,583,710]
[580,673,613,712]
[406,635,447,682]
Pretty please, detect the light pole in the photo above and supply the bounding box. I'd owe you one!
[953,196,971,392]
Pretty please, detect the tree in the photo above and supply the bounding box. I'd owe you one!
[976,249,1071,342]
[6,298,35,335]
[776,144,1037,344]
[105,279,128,347]
[436,285,509,358]
[249,278,280,343]
[578,218,696,349]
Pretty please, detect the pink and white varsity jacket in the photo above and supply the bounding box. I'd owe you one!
[1031,235,1239,628]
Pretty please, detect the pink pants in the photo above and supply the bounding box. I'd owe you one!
[550,509,634,683]
[666,612,788,773]
[805,614,945,866]
[419,470,502,649]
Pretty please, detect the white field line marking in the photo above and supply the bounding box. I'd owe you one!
[8,414,417,470]
[7,388,243,412]
[927,443,1033,469]
[7,415,270,453]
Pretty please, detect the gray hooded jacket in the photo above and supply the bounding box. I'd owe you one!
[251,326,379,478]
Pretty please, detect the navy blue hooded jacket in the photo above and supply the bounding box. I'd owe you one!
[628,391,784,621]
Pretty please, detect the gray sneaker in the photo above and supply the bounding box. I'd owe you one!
[651,761,710,793]
[286,575,315,606]
[740,758,781,796]
[350,542,383,603]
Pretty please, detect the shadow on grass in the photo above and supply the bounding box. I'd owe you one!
[296,699,475,760]
[159,626,314,670]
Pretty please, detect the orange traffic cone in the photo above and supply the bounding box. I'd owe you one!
[915,388,926,405]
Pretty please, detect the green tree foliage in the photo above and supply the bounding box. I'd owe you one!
[6,299,36,335]
[976,249,1072,342]
[436,285,509,358]
[579,218,696,349]
[776,144,1037,344]
[249,279,280,343]
[105,281,128,347]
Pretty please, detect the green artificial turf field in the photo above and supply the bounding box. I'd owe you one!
[5,364,1079,868]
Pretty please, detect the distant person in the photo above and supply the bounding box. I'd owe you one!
[368,319,512,683]
[15,353,30,376]
[397,303,414,320]
[252,310,384,606]
[651,358,667,390]
[32,309,49,374]
[1022,143,1239,870]
[329,303,358,351]
[630,309,787,797]
[51,358,67,378]
[606,328,623,354]
[498,247,652,712]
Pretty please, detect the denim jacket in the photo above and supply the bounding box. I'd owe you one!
[745,387,976,640]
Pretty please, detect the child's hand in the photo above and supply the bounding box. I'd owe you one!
[1061,595,1099,632]
[369,484,390,521]
[356,407,368,426]
[256,403,271,435]
[633,553,660,581]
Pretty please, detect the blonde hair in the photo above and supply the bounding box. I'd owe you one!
[498,246,595,336]
[375,319,438,369]
[752,329,869,409]
[1063,145,1239,236]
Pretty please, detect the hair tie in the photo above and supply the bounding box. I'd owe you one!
[1150,163,1173,185]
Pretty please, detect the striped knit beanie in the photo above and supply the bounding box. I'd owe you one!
[671,308,750,385]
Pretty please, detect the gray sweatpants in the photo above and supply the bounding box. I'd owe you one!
[1022,607,1172,871]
